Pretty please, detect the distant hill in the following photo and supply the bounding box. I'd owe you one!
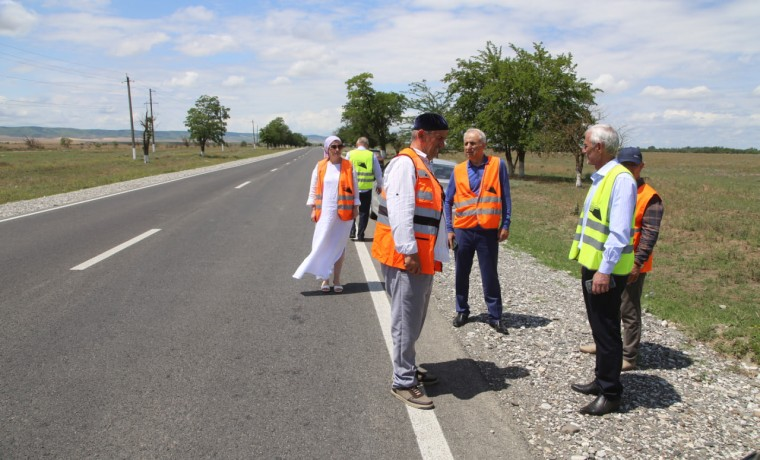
[0,126,326,145]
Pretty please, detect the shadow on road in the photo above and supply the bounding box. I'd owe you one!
[621,373,682,411]
[421,358,529,400]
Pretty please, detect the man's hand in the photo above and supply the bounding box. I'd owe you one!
[310,208,317,222]
[498,228,510,242]
[627,264,641,284]
[591,272,611,295]
[404,254,422,274]
[447,231,456,250]
[353,205,359,219]
[376,186,382,195]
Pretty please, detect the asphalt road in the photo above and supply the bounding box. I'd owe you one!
[0,147,531,459]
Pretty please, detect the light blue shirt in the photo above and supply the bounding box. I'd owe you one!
[579,159,637,274]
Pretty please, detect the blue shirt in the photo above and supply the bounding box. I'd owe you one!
[444,156,511,233]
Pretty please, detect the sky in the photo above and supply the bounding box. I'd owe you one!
[1,0,759,149]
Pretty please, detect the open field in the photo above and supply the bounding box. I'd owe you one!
[0,142,285,204]
[2,143,758,364]
[440,150,760,365]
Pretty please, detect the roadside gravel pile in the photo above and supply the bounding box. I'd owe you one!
[432,245,759,460]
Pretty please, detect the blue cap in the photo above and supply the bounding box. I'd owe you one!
[617,147,643,165]
[412,113,449,131]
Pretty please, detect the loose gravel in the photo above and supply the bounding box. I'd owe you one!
[3,159,758,459]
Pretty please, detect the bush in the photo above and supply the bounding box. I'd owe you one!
[60,137,72,149]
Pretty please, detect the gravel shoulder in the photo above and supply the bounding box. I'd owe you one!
[3,157,758,459]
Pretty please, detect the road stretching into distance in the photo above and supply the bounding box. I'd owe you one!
[0,147,530,458]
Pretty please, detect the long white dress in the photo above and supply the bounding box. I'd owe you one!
[293,161,359,280]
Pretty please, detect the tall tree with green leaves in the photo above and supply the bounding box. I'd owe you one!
[340,73,406,151]
[445,42,597,177]
[184,95,230,156]
[259,117,308,148]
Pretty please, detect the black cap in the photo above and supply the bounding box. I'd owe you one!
[412,113,449,131]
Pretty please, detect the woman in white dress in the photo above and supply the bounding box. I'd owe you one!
[293,136,359,293]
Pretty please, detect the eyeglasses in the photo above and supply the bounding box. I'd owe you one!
[329,144,343,150]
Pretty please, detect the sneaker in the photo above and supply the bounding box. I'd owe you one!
[579,343,596,354]
[416,368,438,386]
[391,386,434,410]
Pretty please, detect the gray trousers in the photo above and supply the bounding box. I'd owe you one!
[620,273,647,362]
[382,264,434,389]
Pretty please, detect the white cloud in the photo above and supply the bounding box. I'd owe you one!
[168,71,199,88]
[41,0,109,12]
[169,6,215,23]
[222,76,245,87]
[175,34,237,57]
[593,74,630,93]
[753,86,760,96]
[641,85,712,99]
[113,32,169,56]
[662,109,734,126]
[271,76,291,86]
[0,0,38,36]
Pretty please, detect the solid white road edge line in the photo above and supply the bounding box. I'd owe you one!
[235,181,251,189]
[71,229,161,271]
[355,242,454,460]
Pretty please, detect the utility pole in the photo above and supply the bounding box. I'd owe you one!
[125,74,136,160]
[252,120,255,146]
[148,89,156,153]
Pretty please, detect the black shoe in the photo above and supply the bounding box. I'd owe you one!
[579,395,621,416]
[452,312,469,327]
[416,368,438,386]
[357,235,365,242]
[488,319,509,334]
[571,381,601,395]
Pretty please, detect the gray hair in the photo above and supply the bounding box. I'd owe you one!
[356,137,369,147]
[464,128,487,144]
[585,124,620,156]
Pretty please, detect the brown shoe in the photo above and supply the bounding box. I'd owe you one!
[391,386,434,410]
[622,359,636,372]
[579,343,596,354]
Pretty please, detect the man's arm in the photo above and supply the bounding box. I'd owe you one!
[385,156,418,256]
[629,196,663,283]
[499,159,512,241]
[372,154,384,190]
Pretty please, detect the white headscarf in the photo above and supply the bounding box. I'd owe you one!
[323,135,341,158]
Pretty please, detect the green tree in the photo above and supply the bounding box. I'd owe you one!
[444,42,597,177]
[184,95,230,156]
[340,73,406,152]
[259,117,308,148]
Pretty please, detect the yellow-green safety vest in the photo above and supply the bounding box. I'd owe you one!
[568,164,635,275]
[348,148,375,191]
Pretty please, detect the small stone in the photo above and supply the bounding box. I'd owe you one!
[540,403,552,410]
[719,304,727,309]
[561,423,581,434]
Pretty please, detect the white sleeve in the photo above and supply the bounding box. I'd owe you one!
[384,156,418,255]
[306,164,319,206]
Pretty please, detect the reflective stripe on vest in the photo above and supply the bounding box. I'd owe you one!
[314,158,355,222]
[371,148,443,274]
[633,183,659,273]
[452,155,502,229]
[348,148,375,191]
[568,164,635,275]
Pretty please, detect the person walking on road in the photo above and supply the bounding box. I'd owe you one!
[346,137,383,242]
[445,128,512,334]
[293,136,359,293]
[371,113,450,410]
[568,124,637,416]
[579,147,664,372]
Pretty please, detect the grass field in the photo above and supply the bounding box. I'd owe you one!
[2,143,758,364]
[0,143,284,204]
[439,150,760,365]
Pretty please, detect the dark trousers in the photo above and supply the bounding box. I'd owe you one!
[581,266,628,398]
[351,190,372,238]
[454,227,503,321]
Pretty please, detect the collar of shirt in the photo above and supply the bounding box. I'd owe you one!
[468,155,489,170]
[591,159,620,185]
[411,147,430,165]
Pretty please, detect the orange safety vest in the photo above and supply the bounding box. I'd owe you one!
[633,183,659,273]
[371,148,443,274]
[314,158,355,222]
[452,155,502,229]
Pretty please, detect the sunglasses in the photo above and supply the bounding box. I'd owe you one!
[329,144,344,150]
